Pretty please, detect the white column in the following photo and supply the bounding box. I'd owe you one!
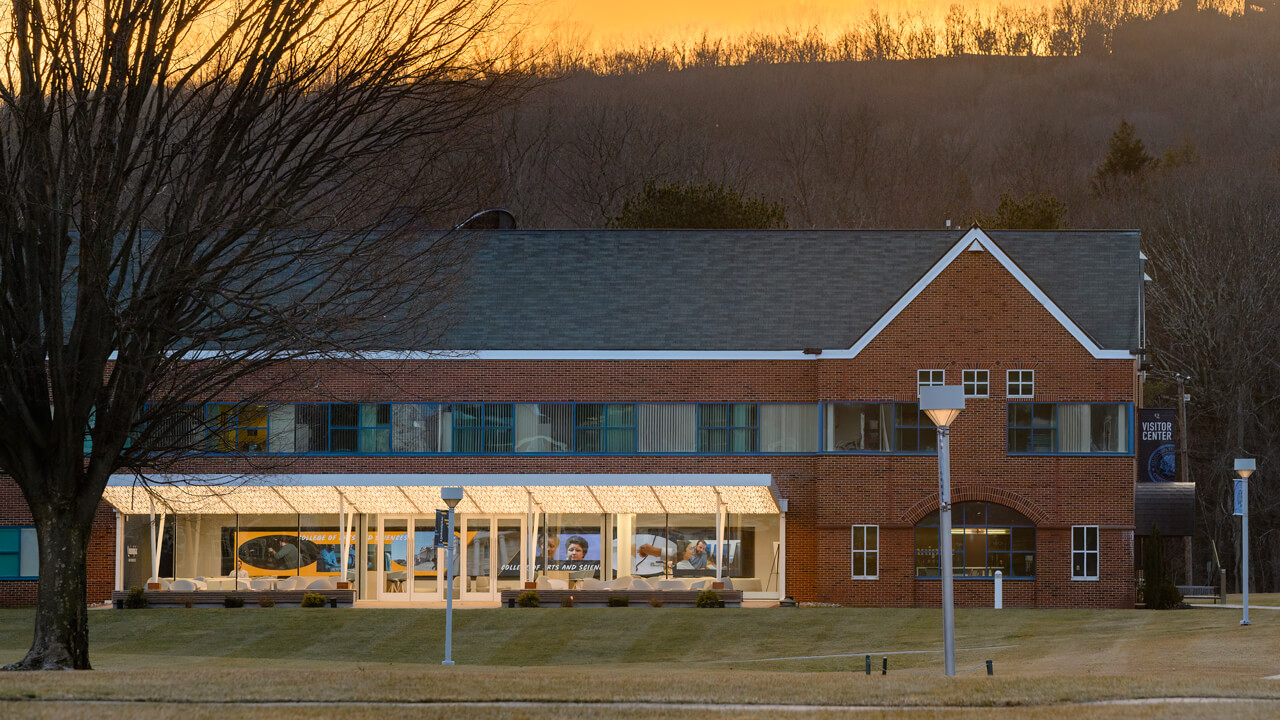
[715,500,724,581]
[617,514,634,579]
[114,510,124,592]
[525,492,533,584]
[778,500,787,601]
[338,494,349,586]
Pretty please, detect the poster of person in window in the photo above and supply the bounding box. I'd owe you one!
[499,529,602,578]
[630,528,748,578]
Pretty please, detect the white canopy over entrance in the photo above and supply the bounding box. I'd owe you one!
[103,473,782,515]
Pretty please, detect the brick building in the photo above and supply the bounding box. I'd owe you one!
[1,227,1145,608]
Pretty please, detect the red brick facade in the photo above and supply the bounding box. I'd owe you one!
[0,478,117,607]
[0,247,1138,608]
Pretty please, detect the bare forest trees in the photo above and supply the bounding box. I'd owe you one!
[0,0,527,669]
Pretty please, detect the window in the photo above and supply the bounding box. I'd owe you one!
[759,404,820,452]
[329,403,392,453]
[697,403,758,453]
[915,502,1036,579]
[453,403,513,453]
[206,404,268,452]
[391,403,447,452]
[1007,370,1034,398]
[851,525,878,579]
[0,527,38,579]
[574,403,635,452]
[893,404,937,453]
[637,404,697,452]
[825,403,936,453]
[917,369,944,396]
[1072,526,1099,580]
[962,369,989,398]
[514,403,573,453]
[1008,403,1131,454]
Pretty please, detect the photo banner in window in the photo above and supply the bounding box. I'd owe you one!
[630,527,751,578]
[235,529,434,577]
[1137,408,1176,482]
[499,527,602,578]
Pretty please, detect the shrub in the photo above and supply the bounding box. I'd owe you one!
[516,590,540,607]
[257,596,275,608]
[300,592,326,608]
[124,586,148,609]
[1142,526,1183,610]
[648,596,664,608]
[223,596,245,608]
[607,595,629,607]
[559,595,574,608]
[695,590,723,608]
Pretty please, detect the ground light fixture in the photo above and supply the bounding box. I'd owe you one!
[919,385,966,677]
[1234,459,1255,626]
[442,486,464,665]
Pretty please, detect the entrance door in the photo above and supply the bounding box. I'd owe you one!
[377,516,444,601]
[460,515,525,601]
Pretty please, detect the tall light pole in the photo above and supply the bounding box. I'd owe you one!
[441,486,464,665]
[1233,459,1254,626]
[920,385,966,677]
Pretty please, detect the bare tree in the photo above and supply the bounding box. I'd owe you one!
[0,0,527,669]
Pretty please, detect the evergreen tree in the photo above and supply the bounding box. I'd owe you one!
[611,182,787,229]
[973,191,1067,229]
[1092,119,1156,193]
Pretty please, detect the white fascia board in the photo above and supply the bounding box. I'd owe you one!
[821,228,1133,361]
[108,472,774,487]
[118,349,818,361]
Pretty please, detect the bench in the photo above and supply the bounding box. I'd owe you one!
[1176,585,1222,604]
[499,589,743,607]
[111,588,355,608]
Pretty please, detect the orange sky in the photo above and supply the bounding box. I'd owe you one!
[536,0,1055,47]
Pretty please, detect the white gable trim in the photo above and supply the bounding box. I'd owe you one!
[822,228,1133,361]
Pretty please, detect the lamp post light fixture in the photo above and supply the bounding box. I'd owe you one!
[441,486,464,665]
[1234,459,1255,627]
[919,385,966,677]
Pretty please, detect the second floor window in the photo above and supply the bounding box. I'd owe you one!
[962,369,989,397]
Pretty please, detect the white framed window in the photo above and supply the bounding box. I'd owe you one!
[1072,526,1099,580]
[1007,369,1034,398]
[851,525,879,579]
[917,369,944,396]
[962,369,989,398]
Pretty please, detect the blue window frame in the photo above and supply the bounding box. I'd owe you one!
[574,403,635,453]
[825,402,937,453]
[330,403,392,453]
[1008,403,1132,455]
[697,403,758,453]
[207,403,269,452]
[0,527,38,579]
[915,502,1036,579]
[452,403,513,453]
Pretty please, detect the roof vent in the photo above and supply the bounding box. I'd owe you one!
[456,208,516,230]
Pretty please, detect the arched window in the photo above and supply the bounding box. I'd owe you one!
[914,502,1036,579]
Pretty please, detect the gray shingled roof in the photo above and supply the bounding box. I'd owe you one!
[439,230,1141,352]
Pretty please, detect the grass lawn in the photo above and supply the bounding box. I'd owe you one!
[0,606,1276,718]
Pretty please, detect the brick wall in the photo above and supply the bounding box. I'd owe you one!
[0,477,117,607]
[0,248,1139,608]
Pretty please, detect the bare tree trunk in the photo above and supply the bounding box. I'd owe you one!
[5,505,93,670]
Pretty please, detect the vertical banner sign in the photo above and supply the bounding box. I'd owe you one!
[1234,479,1245,517]
[1138,408,1178,482]
[434,509,450,548]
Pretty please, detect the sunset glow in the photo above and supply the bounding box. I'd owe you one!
[539,0,1058,47]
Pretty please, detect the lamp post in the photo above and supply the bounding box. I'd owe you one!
[1233,459,1254,626]
[919,385,966,677]
[441,486,464,665]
